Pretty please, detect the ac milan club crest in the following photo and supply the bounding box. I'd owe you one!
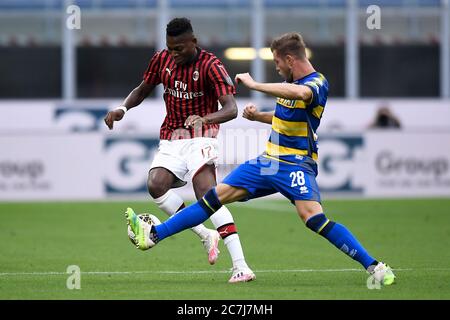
[193,70,199,81]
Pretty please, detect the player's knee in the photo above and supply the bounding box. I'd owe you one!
[298,209,317,222]
[147,175,171,198]
[148,182,169,199]
[295,201,324,222]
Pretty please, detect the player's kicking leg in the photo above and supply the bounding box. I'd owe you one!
[126,183,255,283]
[295,200,396,286]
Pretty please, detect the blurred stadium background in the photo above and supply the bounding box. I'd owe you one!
[0,0,450,300]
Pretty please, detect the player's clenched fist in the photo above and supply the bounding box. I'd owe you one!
[104,108,126,130]
[242,104,259,121]
[235,73,256,89]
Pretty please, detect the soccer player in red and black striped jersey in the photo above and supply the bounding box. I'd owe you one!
[104,17,255,283]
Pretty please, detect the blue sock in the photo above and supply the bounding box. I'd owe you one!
[154,189,222,242]
[306,213,377,270]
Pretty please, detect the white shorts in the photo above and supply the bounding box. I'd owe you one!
[150,137,219,188]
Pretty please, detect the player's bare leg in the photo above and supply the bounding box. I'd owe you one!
[193,169,255,282]
[147,168,176,200]
[147,167,216,262]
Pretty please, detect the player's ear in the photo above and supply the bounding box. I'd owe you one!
[192,36,197,45]
[286,54,294,67]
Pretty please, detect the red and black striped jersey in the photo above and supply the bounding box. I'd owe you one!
[143,47,236,140]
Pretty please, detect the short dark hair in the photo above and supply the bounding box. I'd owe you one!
[166,17,193,37]
[270,32,306,59]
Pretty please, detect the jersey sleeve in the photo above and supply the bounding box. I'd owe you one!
[303,74,328,108]
[142,51,162,85]
[207,59,236,98]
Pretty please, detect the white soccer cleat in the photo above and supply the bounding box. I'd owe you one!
[370,262,396,285]
[201,230,221,265]
[228,267,256,283]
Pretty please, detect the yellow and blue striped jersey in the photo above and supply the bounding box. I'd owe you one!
[265,72,328,163]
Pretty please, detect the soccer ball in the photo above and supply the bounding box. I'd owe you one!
[127,213,161,246]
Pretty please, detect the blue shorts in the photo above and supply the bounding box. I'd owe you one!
[222,155,321,204]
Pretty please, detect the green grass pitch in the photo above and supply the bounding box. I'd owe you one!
[0,198,449,300]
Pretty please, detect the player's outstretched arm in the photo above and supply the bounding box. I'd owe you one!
[235,72,312,102]
[104,81,156,130]
[242,103,274,124]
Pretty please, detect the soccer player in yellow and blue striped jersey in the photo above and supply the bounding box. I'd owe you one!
[126,32,395,285]
[266,71,327,164]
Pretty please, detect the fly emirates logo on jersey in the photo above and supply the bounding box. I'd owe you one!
[164,80,204,99]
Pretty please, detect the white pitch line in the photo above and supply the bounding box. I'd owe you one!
[1,267,449,277]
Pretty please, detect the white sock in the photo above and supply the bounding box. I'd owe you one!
[153,190,210,239]
[210,206,249,269]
